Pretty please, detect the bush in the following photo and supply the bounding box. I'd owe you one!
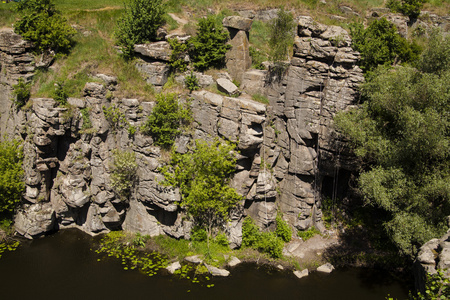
[103,104,128,132]
[14,0,76,54]
[184,71,200,92]
[52,81,68,106]
[268,7,294,64]
[386,0,426,19]
[214,232,229,247]
[168,38,189,73]
[115,0,166,59]
[242,216,261,248]
[0,140,25,216]
[241,216,285,258]
[110,149,137,201]
[275,214,292,242]
[297,226,321,241]
[350,18,421,73]
[191,226,207,242]
[12,78,31,108]
[188,15,231,71]
[141,93,191,148]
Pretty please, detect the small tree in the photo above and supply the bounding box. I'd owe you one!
[161,139,242,242]
[268,8,295,64]
[12,78,31,109]
[14,0,76,54]
[0,140,24,217]
[387,0,427,19]
[115,0,166,59]
[110,149,137,201]
[141,93,191,148]
[188,15,231,71]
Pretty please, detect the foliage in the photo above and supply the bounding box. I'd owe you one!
[350,18,421,73]
[141,93,191,148]
[241,216,284,258]
[110,149,137,201]
[410,269,450,300]
[80,108,92,131]
[168,38,189,73]
[214,232,229,247]
[103,104,128,132]
[386,0,427,19]
[416,30,450,75]
[0,240,20,259]
[115,0,166,59]
[275,214,292,242]
[252,94,269,104]
[0,140,24,216]
[188,15,231,71]
[249,46,266,70]
[52,81,68,105]
[12,78,31,109]
[268,7,295,64]
[191,226,208,242]
[184,71,200,92]
[161,139,241,238]
[14,0,76,53]
[297,226,321,241]
[334,33,450,257]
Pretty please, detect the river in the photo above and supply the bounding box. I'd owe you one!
[0,228,409,300]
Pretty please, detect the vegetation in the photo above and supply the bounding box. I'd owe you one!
[161,139,241,240]
[184,71,200,92]
[350,18,421,73]
[103,104,128,132]
[11,78,31,109]
[410,269,450,299]
[141,93,191,148]
[14,0,76,54]
[188,15,231,71]
[241,216,285,258]
[168,38,189,73]
[275,214,292,242]
[335,32,450,258]
[297,226,321,241]
[115,0,166,59]
[0,141,24,219]
[268,7,295,64]
[387,0,427,19]
[110,149,137,201]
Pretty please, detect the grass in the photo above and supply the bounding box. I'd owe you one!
[252,94,269,104]
[297,226,321,241]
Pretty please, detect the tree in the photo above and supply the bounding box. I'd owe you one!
[140,93,191,148]
[161,139,242,240]
[350,18,421,73]
[14,0,76,54]
[387,0,427,19]
[110,149,137,201]
[115,0,166,59]
[335,32,450,257]
[268,7,294,64]
[0,140,24,217]
[188,15,231,71]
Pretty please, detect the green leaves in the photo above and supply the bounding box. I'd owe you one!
[188,15,231,71]
[0,140,24,216]
[110,149,137,201]
[161,139,241,233]
[12,78,31,109]
[141,93,191,148]
[115,0,166,59]
[268,7,294,64]
[14,0,76,54]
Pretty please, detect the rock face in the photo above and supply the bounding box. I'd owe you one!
[0,17,363,241]
[223,16,253,83]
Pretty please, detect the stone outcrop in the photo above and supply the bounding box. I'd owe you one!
[1,17,364,242]
[223,16,253,83]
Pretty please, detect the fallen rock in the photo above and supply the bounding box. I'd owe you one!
[216,78,240,96]
[294,269,309,278]
[205,264,230,277]
[227,256,241,267]
[166,261,181,274]
[223,16,253,32]
[134,41,172,61]
[317,263,335,273]
[185,255,203,264]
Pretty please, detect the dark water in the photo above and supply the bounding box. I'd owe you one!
[0,228,408,300]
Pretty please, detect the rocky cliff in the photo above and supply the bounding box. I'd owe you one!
[0,17,363,247]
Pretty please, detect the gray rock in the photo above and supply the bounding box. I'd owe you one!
[294,269,309,278]
[217,78,240,96]
[227,256,241,267]
[225,30,251,83]
[205,264,230,277]
[223,16,253,32]
[185,255,203,264]
[166,261,181,274]
[135,60,170,86]
[317,263,335,273]
[134,41,172,61]
[122,199,162,237]
[15,203,55,239]
[241,69,267,96]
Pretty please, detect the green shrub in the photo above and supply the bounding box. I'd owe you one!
[12,78,31,108]
[350,18,421,73]
[110,149,137,201]
[103,104,128,132]
[141,93,191,148]
[241,216,285,258]
[249,46,266,70]
[191,226,208,242]
[168,38,189,73]
[297,226,321,241]
[0,140,25,217]
[52,81,68,105]
[214,232,229,247]
[268,7,295,64]
[188,15,231,71]
[184,71,200,92]
[115,0,166,59]
[80,108,92,130]
[275,214,292,242]
[242,216,261,248]
[14,0,76,54]
[386,0,426,19]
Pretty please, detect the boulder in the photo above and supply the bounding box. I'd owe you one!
[294,269,309,279]
[216,78,240,96]
[15,203,55,239]
[135,61,170,86]
[134,41,172,61]
[317,263,335,273]
[185,255,203,264]
[225,30,252,82]
[227,256,241,267]
[223,16,253,31]
[122,199,162,237]
[166,261,181,274]
[205,264,230,277]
